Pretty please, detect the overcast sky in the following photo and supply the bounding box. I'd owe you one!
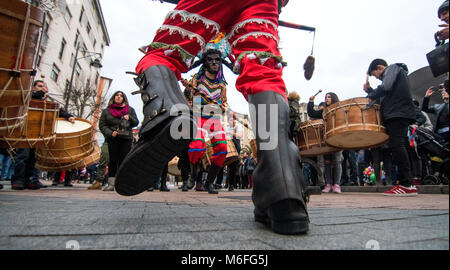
[98,0,446,122]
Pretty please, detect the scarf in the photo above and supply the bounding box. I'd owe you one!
[109,103,129,118]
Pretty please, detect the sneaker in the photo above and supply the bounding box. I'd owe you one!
[383,185,418,196]
[37,181,48,188]
[322,184,332,193]
[25,182,41,190]
[333,184,342,193]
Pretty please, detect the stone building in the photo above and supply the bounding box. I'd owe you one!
[24,0,110,118]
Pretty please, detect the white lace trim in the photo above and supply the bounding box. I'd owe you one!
[228,18,277,40]
[165,10,220,35]
[231,32,279,48]
[158,25,206,48]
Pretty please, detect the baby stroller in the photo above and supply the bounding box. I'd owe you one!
[410,126,449,185]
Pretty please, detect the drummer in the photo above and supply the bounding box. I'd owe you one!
[364,59,417,196]
[11,80,75,190]
[307,92,343,194]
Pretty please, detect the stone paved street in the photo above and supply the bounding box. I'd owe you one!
[0,180,448,251]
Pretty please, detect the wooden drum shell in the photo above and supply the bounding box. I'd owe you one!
[297,119,339,157]
[0,99,58,148]
[324,97,389,149]
[0,1,44,134]
[36,141,100,172]
[35,118,94,164]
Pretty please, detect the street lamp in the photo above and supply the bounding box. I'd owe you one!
[64,43,103,111]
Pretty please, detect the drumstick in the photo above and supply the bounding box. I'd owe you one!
[313,89,322,97]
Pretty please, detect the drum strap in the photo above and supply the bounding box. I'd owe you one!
[313,125,321,147]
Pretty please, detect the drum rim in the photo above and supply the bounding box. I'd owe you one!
[54,118,93,135]
[324,97,377,114]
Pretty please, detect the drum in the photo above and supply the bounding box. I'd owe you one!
[0,99,58,148]
[324,97,389,149]
[0,1,45,135]
[35,118,94,164]
[202,138,238,169]
[168,156,181,176]
[36,141,100,172]
[297,119,339,157]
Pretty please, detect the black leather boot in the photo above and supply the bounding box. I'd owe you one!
[181,163,197,192]
[249,91,309,235]
[206,164,222,194]
[181,169,189,192]
[115,65,196,196]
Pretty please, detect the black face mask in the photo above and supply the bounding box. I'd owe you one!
[205,54,221,75]
[32,90,45,100]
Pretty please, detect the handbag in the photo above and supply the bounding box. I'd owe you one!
[117,117,131,137]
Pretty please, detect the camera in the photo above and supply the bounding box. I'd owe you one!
[426,34,449,77]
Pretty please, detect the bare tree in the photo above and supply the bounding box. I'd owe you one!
[63,81,107,120]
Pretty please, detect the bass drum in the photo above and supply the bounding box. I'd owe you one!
[324,97,389,149]
[35,118,94,164]
[0,1,44,135]
[297,119,339,157]
[0,99,58,148]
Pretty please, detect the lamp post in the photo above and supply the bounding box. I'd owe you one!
[65,43,103,111]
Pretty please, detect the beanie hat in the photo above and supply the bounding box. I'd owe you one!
[438,0,449,18]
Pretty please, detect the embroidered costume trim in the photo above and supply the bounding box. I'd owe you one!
[145,42,195,64]
[233,51,287,73]
[231,31,279,48]
[228,18,277,40]
[158,24,206,48]
[165,10,220,35]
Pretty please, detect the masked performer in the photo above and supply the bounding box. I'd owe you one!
[115,0,309,235]
[182,38,229,194]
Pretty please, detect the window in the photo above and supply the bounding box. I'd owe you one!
[50,64,60,82]
[82,43,87,57]
[79,6,85,23]
[86,22,91,34]
[70,53,74,67]
[74,30,80,47]
[58,38,66,60]
[43,19,50,34]
[75,63,81,78]
[36,53,42,67]
[64,6,72,23]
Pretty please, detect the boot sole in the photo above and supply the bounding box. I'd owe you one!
[255,214,309,235]
[115,116,193,196]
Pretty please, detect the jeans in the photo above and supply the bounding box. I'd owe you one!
[371,146,392,185]
[0,153,15,179]
[11,148,40,185]
[385,118,412,187]
[341,150,358,185]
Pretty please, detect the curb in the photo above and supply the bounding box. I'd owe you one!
[340,185,449,194]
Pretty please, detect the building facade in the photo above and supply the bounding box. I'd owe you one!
[24,0,110,118]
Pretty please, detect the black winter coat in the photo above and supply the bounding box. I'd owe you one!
[366,64,416,123]
[99,106,139,140]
